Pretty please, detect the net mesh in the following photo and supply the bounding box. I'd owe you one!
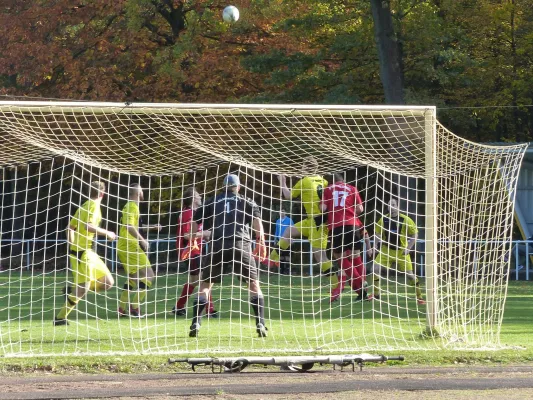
[0,102,525,356]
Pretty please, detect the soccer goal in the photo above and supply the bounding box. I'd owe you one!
[0,101,525,357]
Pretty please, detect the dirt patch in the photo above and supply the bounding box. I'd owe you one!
[2,366,533,399]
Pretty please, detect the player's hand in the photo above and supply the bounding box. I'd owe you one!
[107,231,117,241]
[202,230,212,240]
[141,239,150,252]
[403,249,411,255]
[153,224,162,232]
[367,248,375,259]
[255,239,267,262]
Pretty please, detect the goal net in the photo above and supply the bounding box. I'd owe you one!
[0,101,525,357]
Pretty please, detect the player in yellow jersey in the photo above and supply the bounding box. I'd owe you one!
[117,183,161,318]
[371,197,425,305]
[270,157,337,289]
[54,181,116,326]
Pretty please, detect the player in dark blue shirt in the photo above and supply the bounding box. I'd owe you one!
[188,174,268,338]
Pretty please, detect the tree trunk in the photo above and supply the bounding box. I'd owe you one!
[370,0,405,105]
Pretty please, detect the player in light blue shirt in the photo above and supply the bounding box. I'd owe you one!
[274,209,294,274]
[274,209,294,242]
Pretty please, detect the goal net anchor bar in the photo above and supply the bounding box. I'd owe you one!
[168,354,405,373]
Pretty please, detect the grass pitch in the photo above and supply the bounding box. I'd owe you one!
[0,270,532,372]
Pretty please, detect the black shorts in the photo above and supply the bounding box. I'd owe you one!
[330,225,363,254]
[187,254,201,276]
[200,240,258,284]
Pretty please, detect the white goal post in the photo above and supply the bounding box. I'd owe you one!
[0,101,526,357]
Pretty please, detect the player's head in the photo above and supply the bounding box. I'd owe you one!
[89,181,106,200]
[129,183,144,201]
[333,172,344,183]
[223,174,240,193]
[279,209,286,219]
[301,156,319,175]
[388,197,399,217]
[183,186,201,209]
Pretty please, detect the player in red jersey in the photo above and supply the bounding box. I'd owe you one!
[172,187,217,317]
[321,173,368,302]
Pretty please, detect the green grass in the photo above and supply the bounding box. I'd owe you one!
[0,270,532,373]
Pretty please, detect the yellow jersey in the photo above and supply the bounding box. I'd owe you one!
[375,213,418,250]
[118,201,140,250]
[291,176,328,217]
[69,199,101,251]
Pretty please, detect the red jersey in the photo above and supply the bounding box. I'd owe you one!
[177,208,202,258]
[321,182,363,229]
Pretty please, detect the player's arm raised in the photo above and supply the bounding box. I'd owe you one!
[278,175,292,199]
[249,200,266,261]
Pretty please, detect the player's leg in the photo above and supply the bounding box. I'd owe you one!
[397,253,425,304]
[279,250,291,275]
[236,241,267,337]
[309,221,338,289]
[206,290,218,318]
[117,248,134,315]
[189,280,213,337]
[329,227,346,302]
[269,225,302,264]
[189,249,221,337]
[369,247,390,300]
[55,280,90,325]
[173,255,200,315]
[345,227,366,300]
[333,257,348,297]
[130,264,154,317]
[55,252,90,325]
[95,272,114,292]
[117,248,148,316]
[349,251,367,300]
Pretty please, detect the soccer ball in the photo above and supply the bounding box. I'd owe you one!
[222,5,239,23]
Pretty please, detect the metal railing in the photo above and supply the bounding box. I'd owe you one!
[1,238,531,280]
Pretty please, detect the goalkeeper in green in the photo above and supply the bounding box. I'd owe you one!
[371,197,425,305]
[54,181,116,326]
[117,183,161,318]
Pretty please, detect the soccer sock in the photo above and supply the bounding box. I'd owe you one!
[191,294,208,326]
[270,239,290,262]
[132,279,151,310]
[56,294,79,320]
[409,277,423,298]
[279,249,291,274]
[336,257,353,292]
[321,260,338,286]
[337,272,347,292]
[119,280,136,310]
[176,283,196,309]
[350,256,364,292]
[207,293,216,314]
[250,295,265,326]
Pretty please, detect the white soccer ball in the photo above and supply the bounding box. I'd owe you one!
[222,5,239,23]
